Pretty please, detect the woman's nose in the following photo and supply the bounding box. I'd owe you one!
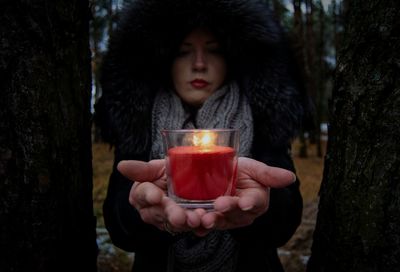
[192,50,207,71]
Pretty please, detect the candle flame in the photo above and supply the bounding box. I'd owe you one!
[193,131,216,147]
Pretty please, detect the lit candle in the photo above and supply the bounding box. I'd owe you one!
[167,131,237,200]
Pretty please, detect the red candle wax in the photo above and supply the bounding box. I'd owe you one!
[168,146,237,200]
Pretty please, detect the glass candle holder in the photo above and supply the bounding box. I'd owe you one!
[162,129,239,209]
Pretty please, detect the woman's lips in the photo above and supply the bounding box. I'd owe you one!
[190,79,209,89]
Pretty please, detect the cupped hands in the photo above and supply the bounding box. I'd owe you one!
[117,157,295,237]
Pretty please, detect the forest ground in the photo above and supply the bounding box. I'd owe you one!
[93,138,325,272]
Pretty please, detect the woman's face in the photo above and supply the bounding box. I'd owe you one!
[171,28,227,107]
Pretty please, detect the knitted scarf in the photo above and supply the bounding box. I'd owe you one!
[151,81,253,159]
[168,230,239,272]
[151,82,254,272]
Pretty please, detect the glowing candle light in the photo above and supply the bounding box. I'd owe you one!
[164,129,238,207]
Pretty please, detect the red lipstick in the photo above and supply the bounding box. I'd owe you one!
[190,79,209,89]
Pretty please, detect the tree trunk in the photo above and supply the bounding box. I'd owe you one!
[90,0,105,143]
[315,0,325,157]
[292,0,309,158]
[0,1,97,271]
[272,0,284,23]
[305,0,321,150]
[307,0,400,271]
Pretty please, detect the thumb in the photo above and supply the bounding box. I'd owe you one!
[238,157,296,188]
[117,159,166,182]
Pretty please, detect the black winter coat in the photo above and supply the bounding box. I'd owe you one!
[95,0,307,271]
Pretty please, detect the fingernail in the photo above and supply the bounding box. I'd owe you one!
[219,206,230,213]
[241,204,253,211]
[205,222,215,229]
[291,173,297,183]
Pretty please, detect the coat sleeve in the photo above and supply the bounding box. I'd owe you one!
[230,143,303,247]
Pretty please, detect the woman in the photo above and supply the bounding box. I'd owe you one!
[95,0,308,271]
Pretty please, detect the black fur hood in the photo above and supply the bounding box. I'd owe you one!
[95,0,307,156]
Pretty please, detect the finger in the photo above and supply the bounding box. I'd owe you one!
[186,210,201,228]
[214,196,240,213]
[237,188,269,213]
[188,209,208,230]
[117,159,165,182]
[163,197,187,228]
[201,211,220,229]
[193,208,207,218]
[238,157,296,188]
[130,182,164,209]
[140,207,165,229]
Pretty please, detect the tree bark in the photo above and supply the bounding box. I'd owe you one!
[307,0,400,271]
[0,1,97,271]
[305,0,322,152]
[292,0,309,158]
[314,1,325,157]
[272,0,284,23]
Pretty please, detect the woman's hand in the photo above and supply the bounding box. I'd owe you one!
[198,157,295,235]
[117,160,203,234]
[117,157,295,236]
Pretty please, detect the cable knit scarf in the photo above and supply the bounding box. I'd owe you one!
[151,82,253,272]
[168,230,239,272]
[151,81,253,159]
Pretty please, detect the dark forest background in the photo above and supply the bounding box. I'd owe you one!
[1,0,399,272]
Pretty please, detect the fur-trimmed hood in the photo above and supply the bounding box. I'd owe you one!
[95,0,308,156]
